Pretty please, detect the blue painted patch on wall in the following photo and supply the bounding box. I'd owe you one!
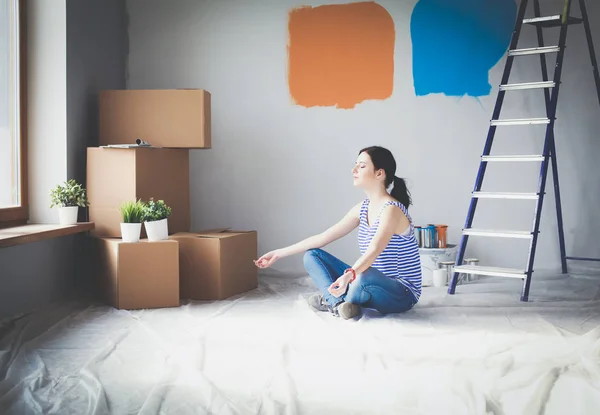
[410,0,517,97]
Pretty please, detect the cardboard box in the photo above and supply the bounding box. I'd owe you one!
[87,147,190,238]
[95,238,180,309]
[170,230,258,300]
[99,89,211,149]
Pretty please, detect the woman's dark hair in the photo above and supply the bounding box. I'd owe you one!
[359,146,412,209]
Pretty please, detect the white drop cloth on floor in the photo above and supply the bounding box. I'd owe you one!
[1,270,600,415]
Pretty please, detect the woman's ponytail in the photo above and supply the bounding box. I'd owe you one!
[391,176,412,209]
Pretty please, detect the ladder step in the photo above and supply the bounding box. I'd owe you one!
[500,81,556,91]
[454,265,526,279]
[463,228,533,239]
[482,155,544,162]
[509,46,560,56]
[472,192,539,200]
[523,15,583,28]
[491,118,550,126]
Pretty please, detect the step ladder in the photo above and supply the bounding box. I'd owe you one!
[448,0,600,302]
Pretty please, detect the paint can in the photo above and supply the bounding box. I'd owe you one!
[422,226,431,248]
[464,258,480,282]
[432,268,446,287]
[426,225,436,248]
[439,261,455,285]
[418,244,458,287]
[421,226,428,248]
[427,224,437,248]
[414,226,422,247]
[435,225,448,248]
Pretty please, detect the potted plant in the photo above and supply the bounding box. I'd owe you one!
[49,179,89,225]
[119,200,146,242]
[142,198,171,241]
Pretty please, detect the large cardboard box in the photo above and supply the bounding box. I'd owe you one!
[99,89,211,149]
[170,230,258,300]
[87,147,190,238]
[95,238,180,309]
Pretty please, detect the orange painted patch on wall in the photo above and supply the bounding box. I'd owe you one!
[287,2,395,109]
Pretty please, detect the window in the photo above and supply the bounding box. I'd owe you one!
[0,0,26,228]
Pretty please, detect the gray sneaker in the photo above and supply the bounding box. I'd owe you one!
[308,293,330,312]
[337,302,361,320]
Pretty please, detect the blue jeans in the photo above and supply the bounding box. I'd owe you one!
[303,248,417,314]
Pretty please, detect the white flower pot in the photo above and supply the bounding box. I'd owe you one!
[145,218,168,241]
[58,206,79,225]
[120,223,142,243]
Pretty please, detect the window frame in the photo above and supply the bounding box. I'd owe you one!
[0,0,27,229]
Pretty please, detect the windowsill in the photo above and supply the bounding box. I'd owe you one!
[0,222,95,248]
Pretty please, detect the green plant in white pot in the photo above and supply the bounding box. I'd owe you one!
[142,198,171,241]
[49,179,89,225]
[119,200,146,243]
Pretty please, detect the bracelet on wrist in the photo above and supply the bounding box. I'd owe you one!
[345,268,357,282]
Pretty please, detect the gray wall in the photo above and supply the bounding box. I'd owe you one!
[67,0,128,187]
[0,237,78,317]
[125,0,600,274]
[0,0,127,318]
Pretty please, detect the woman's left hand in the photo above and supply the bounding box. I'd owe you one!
[328,271,353,298]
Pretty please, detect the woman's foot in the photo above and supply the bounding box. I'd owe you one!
[308,293,342,317]
[337,302,361,320]
[308,294,361,319]
[308,293,331,312]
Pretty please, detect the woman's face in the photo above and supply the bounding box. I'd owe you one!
[352,152,382,189]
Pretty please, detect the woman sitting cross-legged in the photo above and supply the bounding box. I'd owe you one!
[254,146,422,320]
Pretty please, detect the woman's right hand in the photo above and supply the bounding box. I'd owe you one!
[254,250,282,268]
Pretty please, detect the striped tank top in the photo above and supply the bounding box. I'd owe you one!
[357,199,422,301]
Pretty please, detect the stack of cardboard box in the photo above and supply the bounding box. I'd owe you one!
[86,89,258,310]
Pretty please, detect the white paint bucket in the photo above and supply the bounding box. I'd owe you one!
[432,269,447,287]
[419,244,458,287]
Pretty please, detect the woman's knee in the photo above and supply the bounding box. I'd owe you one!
[345,280,368,304]
[302,248,323,267]
[353,271,379,287]
[345,271,379,303]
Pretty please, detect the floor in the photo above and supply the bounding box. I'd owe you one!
[1,270,600,415]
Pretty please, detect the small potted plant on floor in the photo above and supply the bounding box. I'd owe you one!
[142,198,172,241]
[119,199,146,242]
[49,179,89,225]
